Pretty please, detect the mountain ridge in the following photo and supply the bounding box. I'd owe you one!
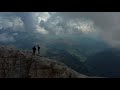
[0,46,92,78]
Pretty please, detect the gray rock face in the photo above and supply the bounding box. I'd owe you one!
[0,46,89,78]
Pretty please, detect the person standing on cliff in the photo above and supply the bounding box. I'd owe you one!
[37,45,40,55]
[32,46,36,55]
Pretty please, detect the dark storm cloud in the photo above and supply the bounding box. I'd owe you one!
[0,12,25,43]
[0,12,40,32]
[38,12,120,48]
[14,12,35,32]
[39,12,97,36]
[0,33,15,43]
[48,12,120,32]
[0,12,120,48]
[0,12,24,31]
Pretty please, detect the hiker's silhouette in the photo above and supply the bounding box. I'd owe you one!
[37,45,40,54]
[32,46,36,55]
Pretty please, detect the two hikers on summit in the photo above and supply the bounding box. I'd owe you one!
[32,45,40,55]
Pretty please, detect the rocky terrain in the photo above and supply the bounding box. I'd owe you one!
[0,46,98,78]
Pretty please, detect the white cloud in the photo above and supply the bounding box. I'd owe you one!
[67,18,96,34]
[33,12,50,22]
[0,16,24,31]
[36,25,49,35]
[38,13,97,36]
[12,17,24,30]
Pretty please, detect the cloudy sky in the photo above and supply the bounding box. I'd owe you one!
[0,12,120,48]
